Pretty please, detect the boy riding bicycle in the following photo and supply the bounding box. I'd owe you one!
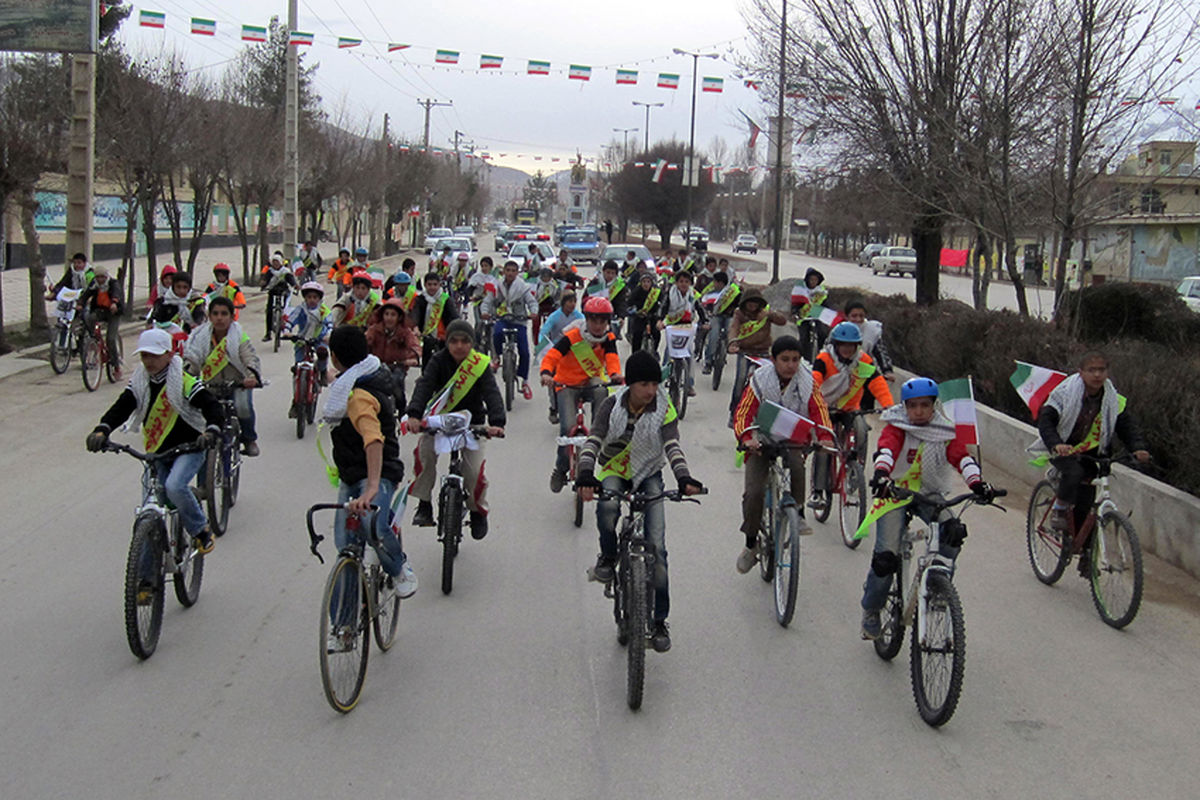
[182,296,263,457]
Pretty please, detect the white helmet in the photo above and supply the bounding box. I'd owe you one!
[299,281,324,296]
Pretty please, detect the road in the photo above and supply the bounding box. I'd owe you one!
[1,276,1197,800]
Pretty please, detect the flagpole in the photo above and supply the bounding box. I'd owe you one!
[968,374,983,475]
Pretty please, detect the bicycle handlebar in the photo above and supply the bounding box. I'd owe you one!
[103,440,207,462]
[884,485,1008,512]
[304,502,380,564]
[594,486,708,504]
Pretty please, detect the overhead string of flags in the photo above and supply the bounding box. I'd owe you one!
[132,7,729,91]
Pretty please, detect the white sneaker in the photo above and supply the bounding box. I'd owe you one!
[736,545,759,574]
[394,561,418,599]
[797,519,814,536]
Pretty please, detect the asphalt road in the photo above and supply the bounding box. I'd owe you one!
[1,288,1197,800]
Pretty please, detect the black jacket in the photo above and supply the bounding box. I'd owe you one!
[406,347,506,427]
[331,368,404,486]
[97,377,224,452]
[1037,389,1146,454]
[412,292,460,339]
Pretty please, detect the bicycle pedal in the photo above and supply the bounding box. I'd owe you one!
[603,583,616,599]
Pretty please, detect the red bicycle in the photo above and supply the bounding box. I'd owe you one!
[555,381,616,528]
[811,409,877,548]
[81,316,123,392]
[283,335,323,439]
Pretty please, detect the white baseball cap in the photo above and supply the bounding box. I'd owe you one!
[133,328,174,356]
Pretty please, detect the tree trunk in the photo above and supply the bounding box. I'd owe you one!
[256,202,270,267]
[657,223,672,252]
[912,209,943,306]
[121,198,138,309]
[162,175,184,270]
[18,189,49,333]
[0,190,8,353]
[1002,234,1029,316]
[141,192,159,294]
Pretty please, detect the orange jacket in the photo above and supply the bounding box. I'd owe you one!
[539,326,620,387]
[812,351,893,411]
[328,258,354,285]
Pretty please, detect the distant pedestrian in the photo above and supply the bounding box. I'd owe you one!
[604,218,614,244]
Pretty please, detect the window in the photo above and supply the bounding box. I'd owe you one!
[1140,187,1164,214]
[1160,151,1173,166]
[573,195,581,208]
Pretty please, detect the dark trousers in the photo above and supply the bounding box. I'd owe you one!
[1052,455,1099,527]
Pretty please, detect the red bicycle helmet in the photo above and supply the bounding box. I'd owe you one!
[582,296,614,316]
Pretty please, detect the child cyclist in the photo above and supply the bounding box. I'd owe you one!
[732,335,833,573]
[859,377,995,640]
[536,290,583,424]
[575,349,705,653]
[1035,351,1150,539]
[283,281,334,413]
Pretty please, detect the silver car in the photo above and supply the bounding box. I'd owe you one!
[423,227,453,253]
[1177,276,1200,312]
[871,246,918,276]
[857,243,886,267]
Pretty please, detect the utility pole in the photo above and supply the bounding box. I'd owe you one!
[65,54,95,298]
[772,0,788,285]
[632,101,663,154]
[417,99,451,242]
[284,0,299,259]
[612,127,638,162]
[418,98,452,151]
[673,48,718,248]
[371,113,388,257]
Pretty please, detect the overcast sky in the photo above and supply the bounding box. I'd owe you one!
[119,0,772,173]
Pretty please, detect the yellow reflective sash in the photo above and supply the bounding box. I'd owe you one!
[715,283,741,314]
[142,388,179,453]
[398,285,417,312]
[426,349,491,415]
[347,292,379,328]
[733,306,771,340]
[200,335,230,382]
[570,333,606,380]
[598,399,677,479]
[854,444,924,540]
[641,286,661,314]
[833,358,878,410]
[1030,394,1127,466]
[535,281,557,303]
[423,293,447,337]
[609,277,626,298]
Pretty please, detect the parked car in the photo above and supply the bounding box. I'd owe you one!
[559,229,603,264]
[423,227,453,253]
[732,234,758,254]
[600,244,656,273]
[857,243,886,267]
[1177,276,1200,311]
[870,246,918,276]
[452,226,477,249]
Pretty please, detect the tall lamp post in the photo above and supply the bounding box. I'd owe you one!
[631,101,663,153]
[612,126,639,162]
[772,0,788,285]
[673,47,719,248]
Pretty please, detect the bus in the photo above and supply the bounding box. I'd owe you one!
[514,207,538,225]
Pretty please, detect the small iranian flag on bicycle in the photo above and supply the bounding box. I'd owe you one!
[755,401,815,444]
[1010,360,1067,416]
[938,377,978,446]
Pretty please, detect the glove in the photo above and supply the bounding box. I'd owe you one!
[679,477,704,495]
[86,429,109,452]
[869,469,892,498]
[970,480,995,502]
[574,472,601,489]
[198,425,221,450]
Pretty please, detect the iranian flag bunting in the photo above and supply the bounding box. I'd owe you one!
[436,49,460,64]
[651,159,668,183]
[657,72,680,89]
[528,59,550,75]
[139,9,165,28]
[754,401,816,445]
[338,37,362,49]
[1010,361,1067,416]
[938,378,978,445]
[569,64,592,81]
[480,54,503,69]
[616,69,638,85]
[242,24,267,42]
[388,43,410,52]
[701,76,724,93]
[190,18,216,36]
[288,31,314,46]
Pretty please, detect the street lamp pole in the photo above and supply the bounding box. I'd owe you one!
[673,48,718,249]
[772,0,788,285]
[632,100,663,154]
[612,126,638,161]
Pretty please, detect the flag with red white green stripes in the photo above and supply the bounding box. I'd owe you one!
[814,305,844,327]
[754,401,816,445]
[1010,361,1067,417]
[938,377,978,445]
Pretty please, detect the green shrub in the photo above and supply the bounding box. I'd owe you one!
[1063,281,1200,350]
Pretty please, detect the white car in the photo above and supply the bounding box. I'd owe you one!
[452,226,477,249]
[423,227,453,253]
[600,244,656,273]
[428,237,476,269]
[857,243,886,267]
[732,234,758,254]
[505,242,557,269]
[1177,276,1200,311]
[871,246,918,276]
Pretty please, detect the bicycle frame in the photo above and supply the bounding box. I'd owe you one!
[305,503,384,619]
[1044,465,1119,555]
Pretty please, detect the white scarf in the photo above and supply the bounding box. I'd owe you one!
[750,362,813,413]
[160,290,194,314]
[604,386,672,487]
[1037,373,1120,453]
[563,317,607,346]
[666,286,692,315]
[879,403,955,495]
[125,356,207,435]
[859,319,883,353]
[321,355,381,422]
[184,321,246,377]
[817,343,863,401]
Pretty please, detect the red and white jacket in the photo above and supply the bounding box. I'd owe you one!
[874,423,980,494]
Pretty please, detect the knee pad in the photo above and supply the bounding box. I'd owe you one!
[941,519,968,549]
[871,551,900,577]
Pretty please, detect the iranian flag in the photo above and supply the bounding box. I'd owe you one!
[1010,361,1067,416]
[616,69,638,85]
[569,64,592,81]
[657,72,680,89]
[388,43,411,52]
[436,49,460,64]
[754,401,816,445]
[528,60,550,75]
[701,76,724,93]
[480,54,503,69]
[190,17,216,36]
[288,31,314,46]
[815,306,844,326]
[139,9,165,28]
[939,378,978,445]
[338,37,362,49]
[242,24,267,42]
[651,159,668,183]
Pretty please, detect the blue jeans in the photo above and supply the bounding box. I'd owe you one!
[233,387,257,443]
[155,450,208,535]
[492,319,530,381]
[861,505,960,612]
[555,384,605,474]
[704,314,731,365]
[597,472,670,621]
[333,477,407,579]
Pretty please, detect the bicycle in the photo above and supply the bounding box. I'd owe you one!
[48,287,81,374]
[282,335,322,439]
[811,409,877,548]
[81,315,123,392]
[304,502,401,713]
[1026,454,1144,629]
[869,484,1007,727]
[103,441,209,660]
[593,486,704,710]
[709,316,730,391]
[421,413,502,595]
[663,323,696,420]
[203,381,247,537]
[554,380,616,528]
[496,314,527,413]
[796,316,822,364]
[739,437,811,627]
[266,288,291,353]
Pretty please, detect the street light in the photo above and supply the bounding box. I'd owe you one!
[612,126,639,161]
[631,100,663,153]
[672,47,719,248]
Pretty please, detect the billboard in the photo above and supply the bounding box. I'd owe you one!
[0,1,96,54]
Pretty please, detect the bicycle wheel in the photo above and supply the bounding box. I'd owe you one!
[272,307,283,353]
[1026,480,1069,585]
[105,336,123,383]
[626,556,648,711]
[1089,511,1143,629]
[319,557,370,713]
[370,564,401,651]
[678,359,690,420]
[774,506,802,627]
[874,577,905,661]
[49,326,72,373]
[205,448,230,537]
[171,515,205,608]
[124,514,166,660]
[712,346,725,391]
[503,349,515,412]
[910,571,966,727]
[80,334,102,392]
[667,363,681,416]
[439,484,462,595]
[838,461,867,549]
[574,491,585,529]
[812,454,833,523]
[227,421,242,507]
[294,374,308,439]
[758,482,775,582]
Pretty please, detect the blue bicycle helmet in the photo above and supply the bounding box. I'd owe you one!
[901,377,939,401]
[355,246,369,257]
[830,321,863,343]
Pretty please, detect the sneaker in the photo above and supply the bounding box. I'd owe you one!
[112,367,123,382]
[549,469,567,494]
[242,441,260,457]
[521,382,533,400]
[193,529,215,555]
[701,363,712,375]
[549,408,559,425]
[1049,506,1070,532]
[412,500,435,527]
[687,386,697,397]
[861,608,882,640]
[588,555,616,583]
[393,562,419,599]
[736,545,759,574]
[650,620,672,653]
[797,519,814,536]
[261,334,272,342]
[1077,548,1093,579]
[470,511,488,540]
[287,402,298,419]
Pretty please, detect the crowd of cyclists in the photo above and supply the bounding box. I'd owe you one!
[63,231,1152,679]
